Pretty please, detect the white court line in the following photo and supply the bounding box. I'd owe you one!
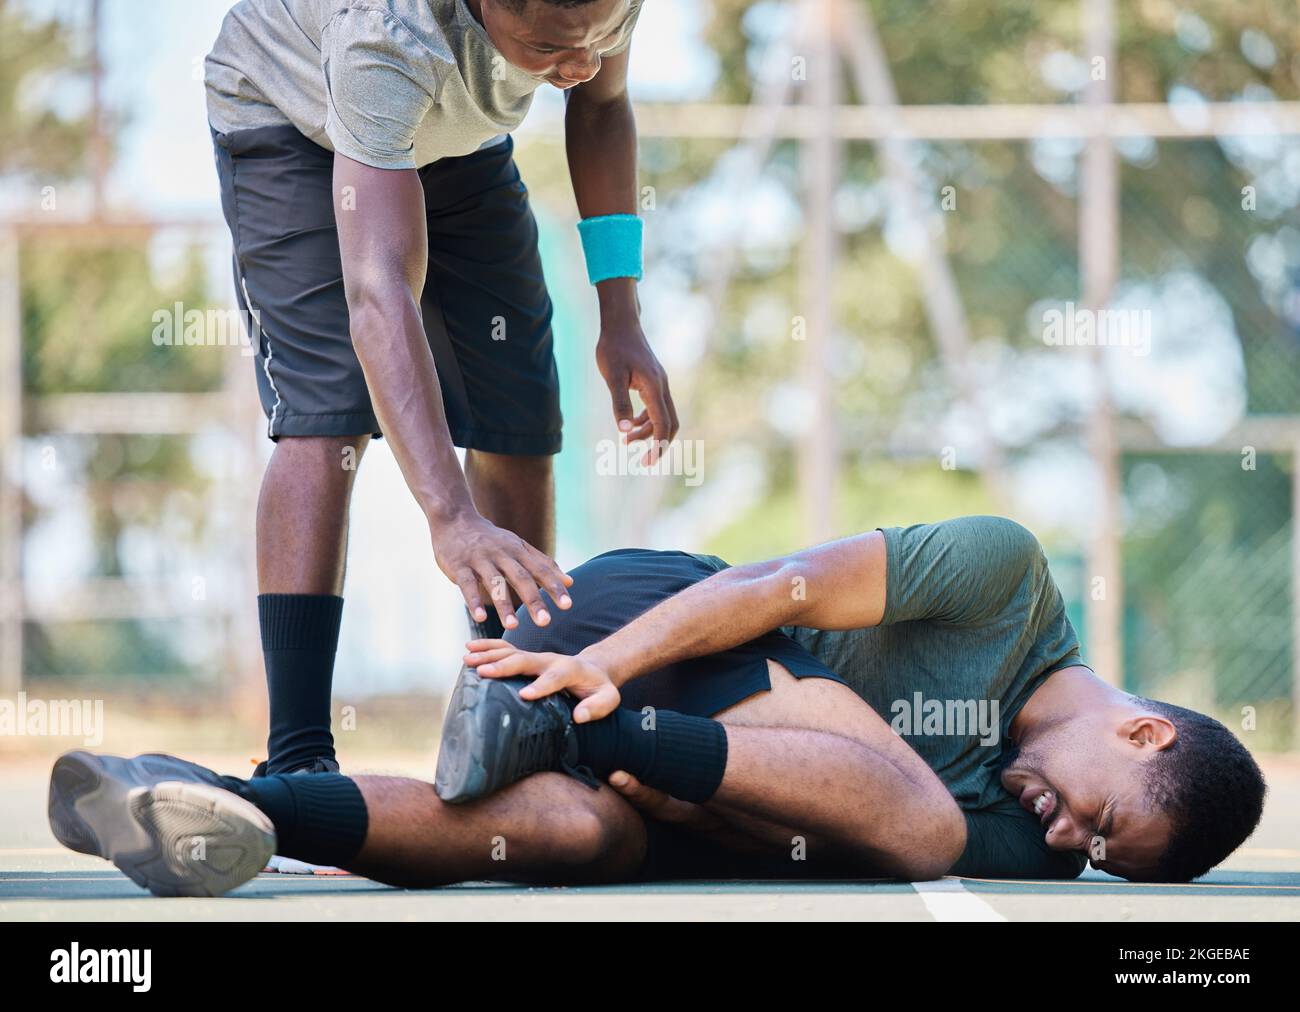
[913,878,1006,922]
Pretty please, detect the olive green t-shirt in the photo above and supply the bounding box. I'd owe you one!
[782,515,1089,879]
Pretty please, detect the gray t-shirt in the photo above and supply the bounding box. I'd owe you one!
[782,516,1089,879]
[205,0,643,168]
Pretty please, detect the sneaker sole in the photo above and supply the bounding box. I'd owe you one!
[434,665,492,803]
[48,751,275,897]
[264,854,347,875]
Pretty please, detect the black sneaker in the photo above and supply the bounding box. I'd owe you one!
[47,751,275,897]
[250,756,340,779]
[434,664,599,804]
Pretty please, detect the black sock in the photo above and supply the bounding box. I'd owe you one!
[237,773,368,867]
[573,708,728,803]
[259,594,344,775]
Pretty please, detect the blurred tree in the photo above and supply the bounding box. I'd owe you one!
[526,1,1300,727]
[0,0,94,180]
[517,2,1297,562]
[21,243,223,395]
[696,1,1297,727]
[5,2,228,685]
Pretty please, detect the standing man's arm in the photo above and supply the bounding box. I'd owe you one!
[564,47,679,458]
[332,155,573,631]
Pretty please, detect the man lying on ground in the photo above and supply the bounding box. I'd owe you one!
[48,517,1264,895]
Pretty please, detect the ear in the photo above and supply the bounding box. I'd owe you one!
[1119,714,1177,751]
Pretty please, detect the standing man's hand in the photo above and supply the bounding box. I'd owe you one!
[430,513,572,632]
[565,45,679,466]
[595,297,678,464]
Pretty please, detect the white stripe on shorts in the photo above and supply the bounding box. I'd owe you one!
[239,269,283,437]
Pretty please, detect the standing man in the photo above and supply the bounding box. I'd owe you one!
[204,0,675,778]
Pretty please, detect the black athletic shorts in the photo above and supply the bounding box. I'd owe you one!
[504,548,849,718]
[211,124,562,453]
[504,548,859,880]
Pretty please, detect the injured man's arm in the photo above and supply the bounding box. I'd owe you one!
[465,531,893,720]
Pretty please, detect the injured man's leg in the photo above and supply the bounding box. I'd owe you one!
[702,662,963,878]
[46,750,647,896]
[438,658,966,881]
[47,663,962,894]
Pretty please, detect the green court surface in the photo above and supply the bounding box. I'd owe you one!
[4,755,1298,922]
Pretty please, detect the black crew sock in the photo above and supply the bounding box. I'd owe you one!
[237,773,368,868]
[259,594,344,775]
[572,708,728,804]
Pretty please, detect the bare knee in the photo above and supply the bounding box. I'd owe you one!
[271,434,370,478]
[815,743,965,881]
[563,795,642,869]
[560,805,619,866]
[465,449,551,485]
[885,793,966,881]
[537,778,645,877]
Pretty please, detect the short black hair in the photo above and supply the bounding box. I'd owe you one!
[1138,698,1266,881]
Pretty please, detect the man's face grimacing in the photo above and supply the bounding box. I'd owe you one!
[1000,711,1176,881]
[999,667,1265,882]
[474,0,633,89]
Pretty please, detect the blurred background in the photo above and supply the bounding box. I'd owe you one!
[0,0,1297,764]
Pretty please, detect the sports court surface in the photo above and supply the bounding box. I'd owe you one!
[4,754,1298,922]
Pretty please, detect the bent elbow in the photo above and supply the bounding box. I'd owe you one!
[750,559,808,626]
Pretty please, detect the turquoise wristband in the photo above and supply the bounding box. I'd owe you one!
[577,214,644,285]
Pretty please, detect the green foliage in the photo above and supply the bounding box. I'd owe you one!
[6,2,228,684]
[706,458,995,561]
[1124,452,1294,709]
[0,0,95,179]
[658,2,1299,714]
[21,242,225,395]
[24,618,217,685]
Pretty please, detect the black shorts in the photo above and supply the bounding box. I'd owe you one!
[211,124,562,453]
[504,548,857,881]
[504,548,848,718]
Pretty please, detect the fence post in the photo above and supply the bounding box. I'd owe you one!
[1081,0,1124,687]
[0,230,22,695]
[1293,438,1300,746]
